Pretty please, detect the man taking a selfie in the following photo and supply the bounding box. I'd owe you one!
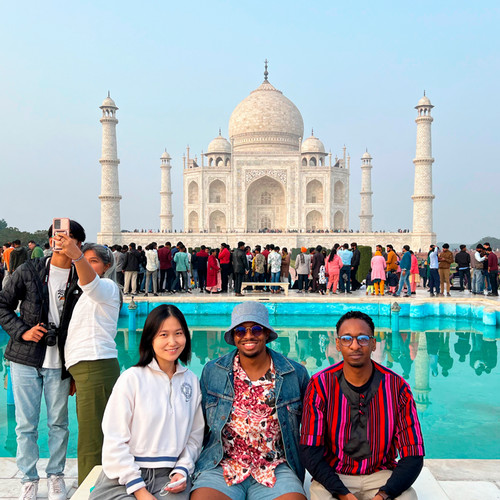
[0,219,86,500]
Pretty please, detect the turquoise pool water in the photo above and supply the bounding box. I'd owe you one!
[0,312,499,459]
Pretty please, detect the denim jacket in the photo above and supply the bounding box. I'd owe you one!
[194,348,310,482]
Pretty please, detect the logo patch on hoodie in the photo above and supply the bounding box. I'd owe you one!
[181,382,192,402]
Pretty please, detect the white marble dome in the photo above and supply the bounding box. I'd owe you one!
[417,95,431,107]
[207,133,231,154]
[101,95,117,108]
[362,151,371,159]
[301,134,325,154]
[228,80,304,151]
[161,150,171,159]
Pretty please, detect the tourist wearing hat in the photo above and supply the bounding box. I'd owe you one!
[191,301,310,500]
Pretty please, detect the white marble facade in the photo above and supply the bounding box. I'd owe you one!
[183,76,350,233]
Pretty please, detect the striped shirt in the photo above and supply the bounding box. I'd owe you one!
[300,361,424,476]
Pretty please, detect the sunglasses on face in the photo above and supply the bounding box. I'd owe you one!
[233,325,265,338]
[338,335,374,347]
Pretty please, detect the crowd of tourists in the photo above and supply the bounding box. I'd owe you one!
[59,239,498,299]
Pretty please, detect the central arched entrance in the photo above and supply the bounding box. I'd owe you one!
[246,176,286,231]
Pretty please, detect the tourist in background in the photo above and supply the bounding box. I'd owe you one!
[350,242,361,291]
[438,243,454,297]
[455,244,471,292]
[174,245,191,293]
[428,244,440,297]
[486,247,499,296]
[311,245,325,293]
[325,245,342,295]
[281,247,290,285]
[122,243,141,295]
[268,245,282,293]
[337,243,353,294]
[190,250,199,290]
[219,243,231,293]
[10,240,28,273]
[295,246,311,293]
[253,245,266,291]
[144,242,159,297]
[409,250,419,294]
[28,241,44,259]
[90,305,204,500]
[57,237,121,485]
[371,248,386,296]
[196,246,209,293]
[207,248,221,294]
[232,241,249,297]
[394,245,412,298]
[158,241,173,293]
[386,244,398,295]
[43,243,53,258]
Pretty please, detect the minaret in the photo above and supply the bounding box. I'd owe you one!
[412,93,435,234]
[160,149,173,232]
[99,92,121,237]
[359,150,373,232]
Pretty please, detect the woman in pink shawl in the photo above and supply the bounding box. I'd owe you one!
[410,250,419,294]
[325,246,342,294]
[370,250,387,295]
[206,248,221,293]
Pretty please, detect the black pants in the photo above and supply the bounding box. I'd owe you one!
[234,272,245,294]
[351,266,360,290]
[198,270,207,290]
[489,271,499,295]
[221,263,231,292]
[164,268,175,291]
[459,268,471,291]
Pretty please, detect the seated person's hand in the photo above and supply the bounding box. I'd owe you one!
[164,473,187,494]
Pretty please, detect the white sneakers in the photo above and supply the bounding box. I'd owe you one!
[19,481,38,500]
[47,476,67,500]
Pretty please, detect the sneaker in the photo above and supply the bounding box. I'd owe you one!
[446,293,451,297]
[19,481,38,500]
[47,476,66,500]
[144,293,148,297]
[430,292,435,297]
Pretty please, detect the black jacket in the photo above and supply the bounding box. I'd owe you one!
[122,249,142,272]
[0,257,81,378]
[232,248,249,273]
[10,246,28,272]
[351,248,361,268]
[455,250,471,269]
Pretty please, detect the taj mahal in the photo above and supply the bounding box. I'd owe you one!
[97,63,436,251]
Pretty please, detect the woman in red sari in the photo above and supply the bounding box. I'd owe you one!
[206,248,221,294]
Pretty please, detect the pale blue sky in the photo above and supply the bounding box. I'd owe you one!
[1,1,498,243]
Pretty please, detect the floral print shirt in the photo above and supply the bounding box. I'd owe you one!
[220,354,286,487]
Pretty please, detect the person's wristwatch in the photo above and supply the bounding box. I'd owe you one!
[377,491,392,500]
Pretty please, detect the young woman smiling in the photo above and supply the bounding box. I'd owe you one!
[90,305,204,500]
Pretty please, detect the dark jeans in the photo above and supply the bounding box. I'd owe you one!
[489,271,499,295]
[116,271,124,287]
[351,265,360,291]
[429,268,440,294]
[458,268,471,291]
[297,274,308,291]
[221,263,231,292]
[198,270,207,290]
[339,265,351,293]
[254,272,264,290]
[234,272,245,294]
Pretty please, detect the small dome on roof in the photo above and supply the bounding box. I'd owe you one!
[161,149,171,160]
[301,132,325,154]
[417,95,432,107]
[362,151,371,159]
[101,92,117,108]
[207,132,231,154]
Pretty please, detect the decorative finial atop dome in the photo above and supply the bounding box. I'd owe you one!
[311,128,314,136]
[424,90,426,96]
[107,90,110,98]
[264,59,269,81]
[219,127,221,136]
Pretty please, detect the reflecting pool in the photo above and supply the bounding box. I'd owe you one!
[0,314,499,459]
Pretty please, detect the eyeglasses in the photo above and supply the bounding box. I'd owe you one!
[233,325,265,338]
[338,335,374,347]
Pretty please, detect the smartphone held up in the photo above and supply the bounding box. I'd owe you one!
[52,218,70,251]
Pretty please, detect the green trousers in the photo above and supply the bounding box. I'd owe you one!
[69,358,120,485]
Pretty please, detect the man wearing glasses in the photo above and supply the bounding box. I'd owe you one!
[192,301,310,500]
[300,311,424,500]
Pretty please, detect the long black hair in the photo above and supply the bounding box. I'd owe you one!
[136,304,192,366]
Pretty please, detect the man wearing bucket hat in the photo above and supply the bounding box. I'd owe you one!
[191,302,310,500]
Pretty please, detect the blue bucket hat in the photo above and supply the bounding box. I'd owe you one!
[224,302,278,346]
